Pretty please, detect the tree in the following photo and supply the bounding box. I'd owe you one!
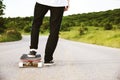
[0,17,5,33]
[0,0,5,16]
[0,0,5,33]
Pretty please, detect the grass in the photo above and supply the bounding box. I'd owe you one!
[60,26,120,48]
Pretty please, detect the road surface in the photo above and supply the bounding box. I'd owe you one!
[0,35,120,80]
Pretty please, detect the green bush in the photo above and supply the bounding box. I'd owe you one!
[0,29,22,42]
[104,23,113,30]
[6,29,22,41]
[79,26,88,35]
[79,28,84,35]
[40,21,49,33]
[24,26,31,33]
[61,22,70,31]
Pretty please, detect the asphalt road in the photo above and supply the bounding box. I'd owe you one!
[0,35,120,80]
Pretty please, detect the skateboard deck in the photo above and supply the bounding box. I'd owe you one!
[19,54,43,68]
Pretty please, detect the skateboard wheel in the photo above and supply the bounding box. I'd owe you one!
[38,62,43,67]
[19,62,24,67]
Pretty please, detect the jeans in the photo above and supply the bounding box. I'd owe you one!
[30,3,65,62]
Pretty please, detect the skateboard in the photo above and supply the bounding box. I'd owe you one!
[19,54,43,68]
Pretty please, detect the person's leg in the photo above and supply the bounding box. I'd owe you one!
[44,7,64,62]
[29,3,49,57]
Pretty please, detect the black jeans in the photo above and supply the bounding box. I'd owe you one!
[30,3,65,62]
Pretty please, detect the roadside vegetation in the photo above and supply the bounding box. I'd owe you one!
[0,29,22,42]
[60,26,120,48]
[0,0,22,42]
[0,0,120,48]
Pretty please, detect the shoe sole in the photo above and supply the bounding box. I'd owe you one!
[27,55,36,58]
[44,63,55,66]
